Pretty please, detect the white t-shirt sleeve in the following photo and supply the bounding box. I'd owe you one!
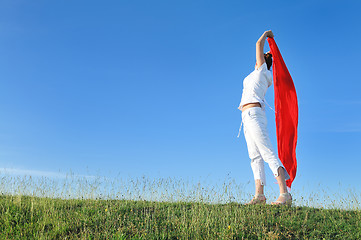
[256,62,268,72]
[257,63,272,86]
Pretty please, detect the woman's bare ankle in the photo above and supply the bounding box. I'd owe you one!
[254,194,266,199]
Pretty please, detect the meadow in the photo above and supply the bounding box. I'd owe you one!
[0,173,360,239]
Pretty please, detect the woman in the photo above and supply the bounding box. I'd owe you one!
[238,30,292,205]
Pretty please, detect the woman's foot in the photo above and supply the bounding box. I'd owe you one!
[245,194,266,205]
[271,192,292,206]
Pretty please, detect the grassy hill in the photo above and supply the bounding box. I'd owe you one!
[1,194,360,239]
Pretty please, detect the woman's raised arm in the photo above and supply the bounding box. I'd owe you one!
[256,30,274,69]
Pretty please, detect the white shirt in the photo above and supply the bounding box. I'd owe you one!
[239,62,272,109]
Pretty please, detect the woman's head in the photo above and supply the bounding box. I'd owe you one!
[264,52,272,70]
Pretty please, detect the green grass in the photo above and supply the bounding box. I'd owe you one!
[0,194,360,239]
[0,174,360,239]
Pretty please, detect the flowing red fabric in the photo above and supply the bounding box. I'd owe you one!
[267,38,298,189]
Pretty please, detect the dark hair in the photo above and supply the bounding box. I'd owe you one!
[264,53,272,70]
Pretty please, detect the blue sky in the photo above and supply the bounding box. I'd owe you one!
[0,0,360,199]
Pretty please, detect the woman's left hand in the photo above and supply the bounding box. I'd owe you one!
[264,30,274,38]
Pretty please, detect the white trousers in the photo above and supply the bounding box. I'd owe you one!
[242,107,290,186]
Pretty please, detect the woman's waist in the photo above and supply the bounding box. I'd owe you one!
[241,103,266,120]
[241,102,261,112]
[239,98,264,110]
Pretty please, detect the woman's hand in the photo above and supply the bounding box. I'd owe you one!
[264,30,274,38]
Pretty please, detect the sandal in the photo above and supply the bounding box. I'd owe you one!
[271,192,292,206]
[245,194,267,205]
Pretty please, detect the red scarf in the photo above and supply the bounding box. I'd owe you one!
[267,38,298,189]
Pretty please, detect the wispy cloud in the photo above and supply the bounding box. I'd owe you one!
[0,168,98,179]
